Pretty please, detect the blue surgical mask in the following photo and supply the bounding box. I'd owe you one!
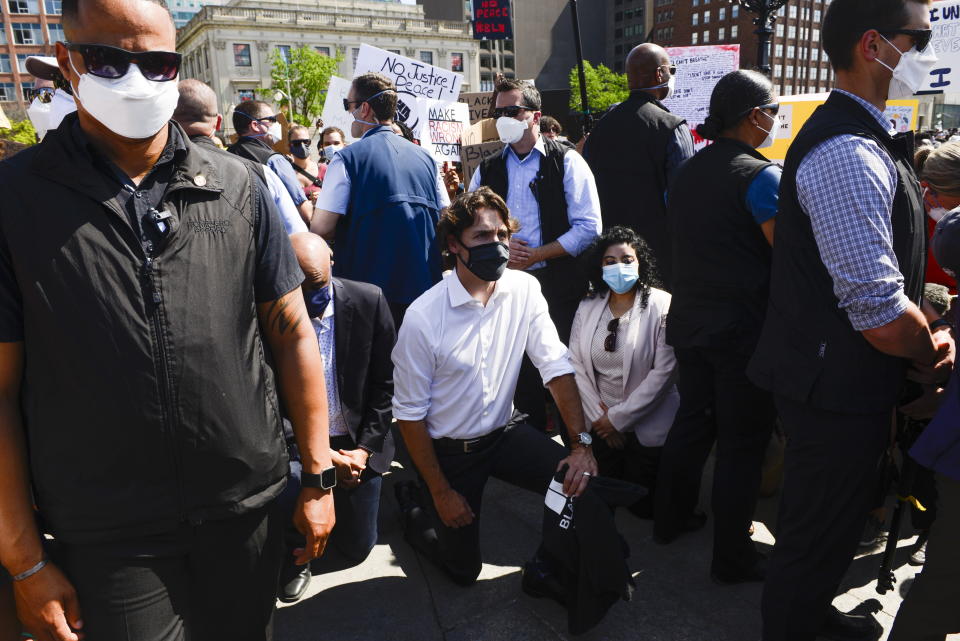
[303,285,332,318]
[353,89,395,128]
[602,263,640,294]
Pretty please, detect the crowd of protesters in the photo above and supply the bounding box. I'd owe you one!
[0,0,959,640]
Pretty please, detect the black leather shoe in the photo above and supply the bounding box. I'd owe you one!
[818,605,882,641]
[279,564,311,604]
[710,556,767,585]
[653,510,707,544]
[521,561,566,607]
[394,480,421,515]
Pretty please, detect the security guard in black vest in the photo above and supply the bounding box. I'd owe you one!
[747,1,954,639]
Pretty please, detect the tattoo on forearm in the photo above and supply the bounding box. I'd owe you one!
[266,297,304,336]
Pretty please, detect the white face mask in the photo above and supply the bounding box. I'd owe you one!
[261,120,282,144]
[876,34,938,100]
[323,144,342,159]
[642,72,676,99]
[496,116,528,145]
[925,187,955,222]
[755,109,778,149]
[70,55,178,140]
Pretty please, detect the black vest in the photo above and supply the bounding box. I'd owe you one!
[584,91,686,283]
[227,136,281,168]
[479,137,585,300]
[667,138,774,350]
[748,92,926,414]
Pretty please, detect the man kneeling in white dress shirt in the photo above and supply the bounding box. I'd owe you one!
[392,186,599,586]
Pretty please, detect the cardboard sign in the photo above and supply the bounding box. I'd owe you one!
[472,0,513,40]
[760,93,919,164]
[460,118,503,184]
[922,1,960,92]
[458,92,494,124]
[420,100,472,162]
[663,45,740,133]
[319,76,359,143]
[355,44,463,102]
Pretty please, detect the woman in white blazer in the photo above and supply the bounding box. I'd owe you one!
[569,226,679,517]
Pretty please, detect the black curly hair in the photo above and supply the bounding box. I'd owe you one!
[582,226,661,301]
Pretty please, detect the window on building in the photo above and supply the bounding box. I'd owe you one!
[776,23,784,37]
[731,4,738,18]
[784,85,793,96]
[704,10,710,23]
[703,30,710,43]
[420,51,433,65]
[814,9,822,22]
[692,0,698,5]
[787,45,795,58]
[16,53,29,72]
[813,48,821,61]
[12,23,42,45]
[0,55,9,73]
[774,64,782,77]
[238,89,255,102]
[316,46,331,56]
[233,43,251,67]
[8,0,38,13]
[802,7,809,20]
[776,44,783,57]
[21,81,32,100]
[615,11,622,21]
[692,13,698,26]
[691,32,699,44]
[719,6,725,20]
[731,24,738,38]
[0,83,15,102]
[275,45,291,64]
[789,4,797,18]
[43,0,59,12]
[813,28,820,42]
[451,52,463,72]
[352,47,360,69]
[0,23,5,44]
[718,26,725,40]
[788,25,796,39]
[504,55,514,69]
[786,65,794,78]
[47,22,63,42]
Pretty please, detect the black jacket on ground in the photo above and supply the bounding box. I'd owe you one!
[538,469,644,634]
[0,115,302,543]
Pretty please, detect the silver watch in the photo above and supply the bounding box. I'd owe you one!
[576,431,593,447]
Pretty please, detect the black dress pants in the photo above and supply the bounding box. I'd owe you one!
[761,396,890,641]
[54,505,283,641]
[654,343,775,574]
[404,422,567,585]
[592,431,661,518]
[889,473,960,640]
[513,266,580,433]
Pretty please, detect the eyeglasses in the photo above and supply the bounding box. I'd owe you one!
[737,102,781,120]
[342,98,360,112]
[289,139,311,146]
[64,42,181,81]
[29,86,55,103]
[879,28,934,52]
[661,64,677,75]
[604,318,620,352]
[492,105,531,118]
[257,114,279,124]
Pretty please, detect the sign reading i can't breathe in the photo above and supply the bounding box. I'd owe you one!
[472,0,513,40]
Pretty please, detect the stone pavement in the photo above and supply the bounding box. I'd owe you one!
[276,457,956,641]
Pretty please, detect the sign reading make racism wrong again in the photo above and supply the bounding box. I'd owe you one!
[472,0,513,40]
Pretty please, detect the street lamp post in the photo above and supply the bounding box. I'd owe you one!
[732,0,791,76]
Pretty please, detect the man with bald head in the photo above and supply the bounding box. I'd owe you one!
[173,78,307,234]
[0,0,337,639]
[583,43,694,285]
[275,233,396,602]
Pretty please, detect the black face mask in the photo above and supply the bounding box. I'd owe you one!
[457,240,510,282]
[290,142,309,159]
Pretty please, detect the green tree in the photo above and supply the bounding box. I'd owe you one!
[262,45,344,125]
[0,119,36,145]
[568,61,629,115]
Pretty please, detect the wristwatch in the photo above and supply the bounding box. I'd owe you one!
[930,318,952,332]
[575,432,593,448]
[301,466,337,491]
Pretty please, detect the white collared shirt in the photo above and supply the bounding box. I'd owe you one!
[392,268,574,440]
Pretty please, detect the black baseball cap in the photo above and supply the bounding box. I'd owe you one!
[932,209,960,278]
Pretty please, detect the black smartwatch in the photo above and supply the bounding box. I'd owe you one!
[301,466,337,490]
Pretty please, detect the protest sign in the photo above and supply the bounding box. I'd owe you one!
[420,99,472,162]
[760,93,919,163]
[472,0,513,40]
[319,76,359,143]
[922,1,960,92]
[459,92,493,124]
[460,119,503,184]
[663,45,740,133]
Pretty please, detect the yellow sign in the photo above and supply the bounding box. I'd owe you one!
[760,93,919,164]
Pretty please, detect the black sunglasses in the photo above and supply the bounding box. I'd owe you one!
[65,42,181,81]
[661,64,677,75]
[604,318,620,352]
[30,86,55,103]
[290,139,311,146]
[879,28,933,52]
[736,102,780,120]
[493,105,532,118]
[257,114,279,123]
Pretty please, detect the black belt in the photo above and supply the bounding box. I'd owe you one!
[433,426,506,455]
